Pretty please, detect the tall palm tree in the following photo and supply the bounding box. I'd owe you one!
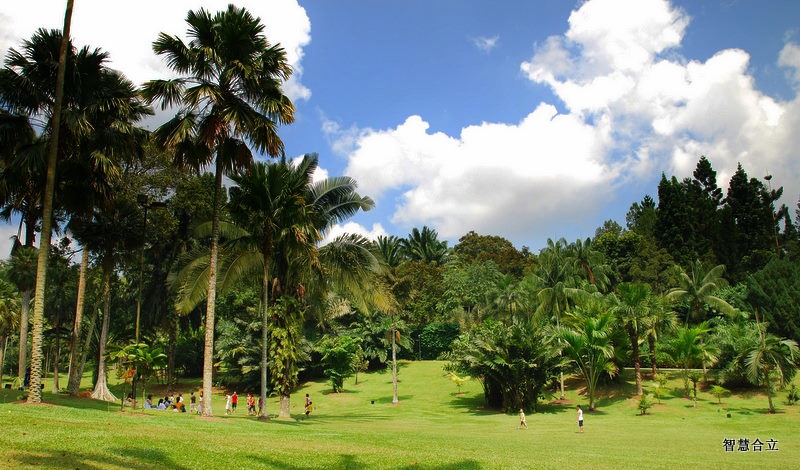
[530,237,585,399]
[555,303,617,410]
[0,276,20,384]
[666,260,737,324]
[373,235,407,269]
[142,5,295,416]
[611,282,652,395]
[1,0,73,401]
[7,244,37,385]
[642,294,677,376]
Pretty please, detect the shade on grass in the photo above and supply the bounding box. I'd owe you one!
[0,361,797,469]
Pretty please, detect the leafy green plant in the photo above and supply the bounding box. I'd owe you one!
[709,384,731,404]
[638,393,653,415]
[787,384,799,405]
[448,373,469,394]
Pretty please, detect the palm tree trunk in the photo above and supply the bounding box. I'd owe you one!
[17,290,30,387]
[627,327,642,396]
[167,313,177,391]
[67,248,88,395]
[392,323,399,404]
[201,159,224,417]
[0,336,8,383]
[648,334,657,376]
[765,366,775,413]
[51,308,61,393]
[75,305,99,393]
[259,244,270,420]
[91,257,117,402]
[27,0,74,404]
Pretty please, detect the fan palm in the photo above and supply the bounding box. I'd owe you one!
[746,319,799,413]
[142,5,295,416]
[666,260,737,324]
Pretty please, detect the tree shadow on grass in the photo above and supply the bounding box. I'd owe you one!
[10,447,186,470]
[246,453,483,470]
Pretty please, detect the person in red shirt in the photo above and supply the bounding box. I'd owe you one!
[231,391,238,413]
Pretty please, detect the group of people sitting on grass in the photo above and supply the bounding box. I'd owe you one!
[143,391,202,413]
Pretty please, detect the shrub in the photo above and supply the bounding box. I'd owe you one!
[638,393,653,415]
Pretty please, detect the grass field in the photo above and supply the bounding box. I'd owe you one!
[0,362,797,469]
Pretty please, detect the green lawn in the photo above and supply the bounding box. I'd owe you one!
[0,362,797,469]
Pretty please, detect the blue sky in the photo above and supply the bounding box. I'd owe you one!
[2,0,800,257]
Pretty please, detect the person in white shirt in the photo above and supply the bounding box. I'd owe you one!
[577,405,584,433]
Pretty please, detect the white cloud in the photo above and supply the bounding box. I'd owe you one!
[321,222,388,246]
[342,106,618,243]
[333,0,800,246]
[779,42,800,86]
[0,0,312,101]
[472,35,499,53]
[0,223,18,259]
[520,0,800,206]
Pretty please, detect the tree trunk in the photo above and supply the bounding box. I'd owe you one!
[278,394,290,418]
[201,159,224,417]
[391,324,399,404]
[765,366,775,413]
[67,249,88,394]
[648,334,657,376]
[17,290,30,387]
[259,243,271,420]
[91,257,117,402]
[0,336,8,383]
[167,313,177,391]
[629,328,642,396]
[51,307,61,393]
[27,0,74,405]
[75,305,99,393]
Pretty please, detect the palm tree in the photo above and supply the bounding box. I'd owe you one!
[530,237,586,399]
[7,244,36,385]
[746,316,799,413]
[0,0,73,401]
[555,303,618,410]
[665,323,713,398]
[402,226,448,264]
[142,5,295,416]
[0,276,20,384]
[642,294,677,376]
[568,237,610,291]
[373,235,407,269]
[666,260,737,324]
[611,282,651,396]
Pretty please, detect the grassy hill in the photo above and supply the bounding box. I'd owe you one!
[1,361,797,469]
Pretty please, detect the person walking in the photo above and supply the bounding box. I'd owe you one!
[577,405,584,433]
[231,391,239,413]
[189,392,197,413]
[518,409,528,429]
[225,394,232,415]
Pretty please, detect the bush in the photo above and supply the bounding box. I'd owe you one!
[638,393,653,415]
[788,384,800,405]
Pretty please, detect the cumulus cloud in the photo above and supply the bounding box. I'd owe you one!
[321,222,388,246]
[0,0,312,101]
[332,0,800,247]
[520,0,800,206]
